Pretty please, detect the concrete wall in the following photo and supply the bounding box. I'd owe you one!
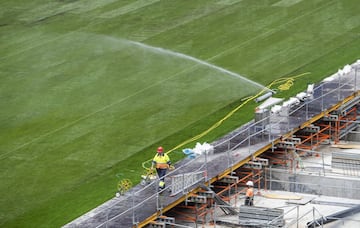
[267,168,360,199]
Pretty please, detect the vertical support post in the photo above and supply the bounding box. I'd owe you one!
[264,166,267,191]
[156,189,160,211]
[269,166,272,191]
[132,191,135,226]
[338,72,341,101]
[106,209,109,228]
[322,149,325,176]
[235,180,238,206]
[355,65,358,92]
[287,109,290,131]
[247,128,251,154]
[354,64,357,92]
[291,150,294,174]
[195,203,198,228]
[306,101,309,120]
[205,150,208,183]
[296,205,299,228]
[335,118,339,144]
[182,173,185,194]
[257,169,261,191]
[213,202,217,228]
[227,139,230,153]
[329,120,333,143]
[248,127,251,154]
[268,117,271,142]
[321,84,324,111]
[227,149,230,170]
[293,168,296,193]
[312,207,316,227]
[318,173,321,196]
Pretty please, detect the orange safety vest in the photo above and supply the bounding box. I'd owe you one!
[246,187,254,197]
[152,153,171,169]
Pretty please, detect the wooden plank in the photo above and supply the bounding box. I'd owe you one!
[331,144,360,149]
[263,193,302,200]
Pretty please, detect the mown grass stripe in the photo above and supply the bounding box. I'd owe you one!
[1,1,359,227]
[207,0,336,62]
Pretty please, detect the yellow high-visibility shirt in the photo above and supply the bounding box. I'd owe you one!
[153,153,171,169]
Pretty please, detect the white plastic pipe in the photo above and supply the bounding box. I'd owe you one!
[255,92,273,103]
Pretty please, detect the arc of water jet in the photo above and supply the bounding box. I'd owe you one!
[128,40,269,90]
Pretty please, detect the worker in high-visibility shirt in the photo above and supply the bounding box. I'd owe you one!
[244,181,254,206]
[152,146,171,191]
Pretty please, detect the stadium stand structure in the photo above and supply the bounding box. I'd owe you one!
[64,60,360,228]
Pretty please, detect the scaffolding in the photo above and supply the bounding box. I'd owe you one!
[64,62,360,228]
[167,193,213,227]
[154,65,360,227]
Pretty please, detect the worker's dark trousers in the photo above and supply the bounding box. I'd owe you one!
[156,168,167,188]
[245,197,254,206]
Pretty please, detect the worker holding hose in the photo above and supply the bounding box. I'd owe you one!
[152,146,171,191]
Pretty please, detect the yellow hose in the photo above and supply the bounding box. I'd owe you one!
[142,72,311,170]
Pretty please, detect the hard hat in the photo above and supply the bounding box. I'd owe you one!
[157,146,164,153]
[246,181,254,187]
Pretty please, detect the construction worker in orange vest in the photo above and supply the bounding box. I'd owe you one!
[152,146,171,191]
[245,181,254,206]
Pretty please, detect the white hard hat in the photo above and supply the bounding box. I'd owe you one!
[246,181,254,186]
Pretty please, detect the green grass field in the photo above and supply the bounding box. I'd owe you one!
[1,0,359,227]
